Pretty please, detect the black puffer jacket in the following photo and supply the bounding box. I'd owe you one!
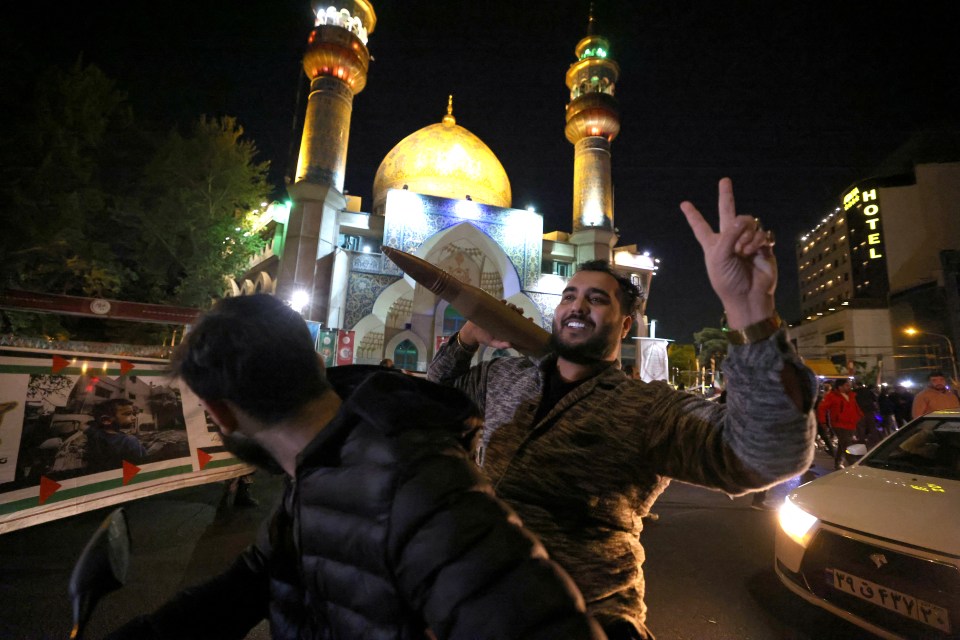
[111,366,604,640]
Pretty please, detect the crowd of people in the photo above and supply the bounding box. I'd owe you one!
[813,371,960,468]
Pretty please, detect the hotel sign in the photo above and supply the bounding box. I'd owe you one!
[843,185,884,260]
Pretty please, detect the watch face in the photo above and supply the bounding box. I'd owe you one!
[89,299,112,315]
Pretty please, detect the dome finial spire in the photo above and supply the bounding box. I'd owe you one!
[442,94,456,125]
[587,2,595,35]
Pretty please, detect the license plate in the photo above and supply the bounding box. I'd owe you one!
[828,568,951,633]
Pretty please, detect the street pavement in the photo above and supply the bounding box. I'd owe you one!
[642,447,880,639]
[0,449,880,639]
[0,475,279,639]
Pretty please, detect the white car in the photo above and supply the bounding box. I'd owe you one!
[775,409,960,640]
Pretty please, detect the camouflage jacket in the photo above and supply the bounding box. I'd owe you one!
[428,329,816,634]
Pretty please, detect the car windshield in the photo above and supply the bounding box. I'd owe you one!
[862,417,960,481]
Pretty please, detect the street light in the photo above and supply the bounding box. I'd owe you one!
[903,327,960,383]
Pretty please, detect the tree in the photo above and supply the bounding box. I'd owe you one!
[693,327,728,387]
[667,343,698,387]
[1,62,271,340]
[126,115,269,307]
[0,61,139,337]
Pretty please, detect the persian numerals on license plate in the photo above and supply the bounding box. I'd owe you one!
[827,568,951,633]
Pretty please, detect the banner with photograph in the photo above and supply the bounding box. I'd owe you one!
[638,338,670,383]
[317,329,338,367]
[336,330,355,366]
[0,348,252,534]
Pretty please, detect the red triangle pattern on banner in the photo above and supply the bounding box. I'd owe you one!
[52,355,70,374]
[39,476,62,505]
[119,360,135,376]
[122,461,141,485]
[197,449,213,470]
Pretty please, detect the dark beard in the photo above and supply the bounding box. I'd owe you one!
[220,432,284,475]
[550,318,618,364]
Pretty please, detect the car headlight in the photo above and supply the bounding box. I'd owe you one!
[777,497,819,547]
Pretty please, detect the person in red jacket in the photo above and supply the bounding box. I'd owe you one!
[817,378,864,469]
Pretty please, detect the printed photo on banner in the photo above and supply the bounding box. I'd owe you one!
[0,371,189,492]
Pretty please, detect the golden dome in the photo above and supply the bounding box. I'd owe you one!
[372,97,511,215]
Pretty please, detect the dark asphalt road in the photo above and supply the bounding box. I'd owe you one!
[641,448,879,639]
[0,450,881,639]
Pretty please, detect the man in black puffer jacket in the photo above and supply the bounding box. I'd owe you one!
[108,294,604,640]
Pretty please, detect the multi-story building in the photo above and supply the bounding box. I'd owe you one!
[793,159,960,383]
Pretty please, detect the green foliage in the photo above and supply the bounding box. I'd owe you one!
[131,116,269,307]
[1,62,136,299]
[668,343,697,370]
[693,327,728,369]
[667,343,699,387]
[0,62,271,340]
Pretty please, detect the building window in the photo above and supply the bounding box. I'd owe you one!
[339,233,362,251]
[443,305,467,335]
[825,330,845,344]
[393,340,418,370]
[552,261,571,277]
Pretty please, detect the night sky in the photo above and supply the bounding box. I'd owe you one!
[5,1,958,341]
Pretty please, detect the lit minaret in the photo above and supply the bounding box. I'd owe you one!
[565,5,621,263]
[277,2,376,322]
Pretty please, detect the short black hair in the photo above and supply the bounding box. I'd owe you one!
[93,398,133,423]
[577,260,642,315]
[929,371,947,379]
[171,295,329,423]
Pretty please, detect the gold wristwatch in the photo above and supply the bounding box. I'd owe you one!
[722,311,782,345]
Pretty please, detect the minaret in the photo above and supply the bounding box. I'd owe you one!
[277,2,376,322]
[565,5,621,264]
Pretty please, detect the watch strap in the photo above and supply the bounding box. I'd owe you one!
[723,311,782,345]
[455,331,479,353]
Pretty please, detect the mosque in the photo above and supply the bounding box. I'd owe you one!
[232,2,663,375]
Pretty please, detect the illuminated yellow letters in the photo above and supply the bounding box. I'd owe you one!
[843,188,860,211]
[859,187,883,260]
